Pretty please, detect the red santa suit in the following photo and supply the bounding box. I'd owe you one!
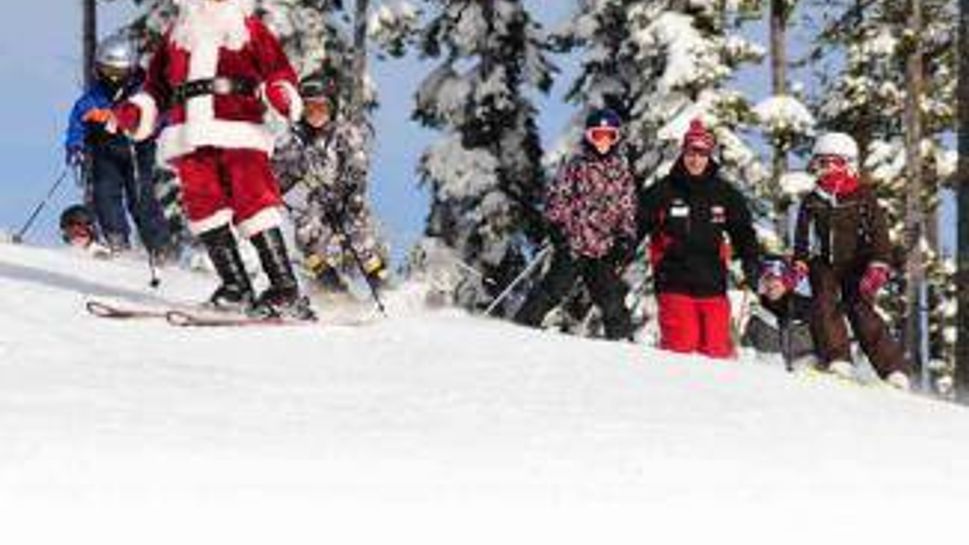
[119,0,303,238]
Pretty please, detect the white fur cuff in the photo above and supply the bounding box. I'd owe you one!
[188,208,234,235]
[129,93,159,142]
[237,207,283,238]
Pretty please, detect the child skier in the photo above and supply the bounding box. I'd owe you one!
[513,108,637,341]
[791,132,912,390]
[58,204,111,258]
[272,70,389,294]
[741,255,814,364]
[64,34,171,255]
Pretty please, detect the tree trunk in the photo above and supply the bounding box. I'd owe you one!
[956,0,969,402]
[770,0,790,244]
[904,0,926,389]
[83,0,97,90]
[350,0,370,122]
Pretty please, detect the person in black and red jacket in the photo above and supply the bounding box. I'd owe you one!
[637,119,760,358]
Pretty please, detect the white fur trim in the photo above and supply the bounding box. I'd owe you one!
[279,81,303,123]
[157,119,275,163]
[236,207,283,238]
[188,208,234,235]
[172,0,252,53]
[128,93,159,141]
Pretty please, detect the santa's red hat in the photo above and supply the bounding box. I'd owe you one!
[682,118,716,153]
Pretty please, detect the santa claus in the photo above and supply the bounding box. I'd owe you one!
[110,0,313,319]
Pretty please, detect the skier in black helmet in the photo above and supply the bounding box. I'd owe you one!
[272,68,390,294]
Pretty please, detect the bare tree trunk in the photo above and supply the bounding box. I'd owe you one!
[350,0,370,122]
[770,0,790,243]
[956,0,969,402]
[83,0,97,90]
[904,0,926,388]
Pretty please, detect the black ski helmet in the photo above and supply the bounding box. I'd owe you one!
[299,64,341,109]
[59,204,96,243]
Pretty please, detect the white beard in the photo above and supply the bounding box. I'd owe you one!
[172,0,254,52]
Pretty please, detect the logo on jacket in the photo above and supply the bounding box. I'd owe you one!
[711,205,726,224]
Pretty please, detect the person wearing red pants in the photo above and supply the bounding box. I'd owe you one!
[637,120,761,358]
[107,0,313,319]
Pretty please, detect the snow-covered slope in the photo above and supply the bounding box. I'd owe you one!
[1,241,968,544]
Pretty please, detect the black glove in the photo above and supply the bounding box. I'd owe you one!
[609,237,637,267]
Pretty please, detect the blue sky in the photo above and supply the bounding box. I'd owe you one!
[0,1,956,262]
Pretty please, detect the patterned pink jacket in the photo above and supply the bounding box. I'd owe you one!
[545,149,638,259]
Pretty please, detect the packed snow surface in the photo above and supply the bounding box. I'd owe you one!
[1,241,968,544]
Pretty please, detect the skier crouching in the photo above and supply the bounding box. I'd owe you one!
[272,70,390,294]
[741,255,814,364]
[791,132,912,390]
[513,108,637,341]
[106,0,313,320]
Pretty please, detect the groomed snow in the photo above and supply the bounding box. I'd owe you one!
[1,241,968,544]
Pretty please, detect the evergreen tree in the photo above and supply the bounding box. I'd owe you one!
[412,0,554,309]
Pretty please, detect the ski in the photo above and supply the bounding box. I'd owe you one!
[86,299,172,320]
[164,309,311,328]
[86,298,375,328]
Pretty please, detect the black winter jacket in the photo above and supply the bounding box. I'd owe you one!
[637,160,760,297]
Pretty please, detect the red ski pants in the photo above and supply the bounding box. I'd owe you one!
[658,293,734,359]
[173,147,283,237]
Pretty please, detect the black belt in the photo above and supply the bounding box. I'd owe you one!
[172,77,257,104]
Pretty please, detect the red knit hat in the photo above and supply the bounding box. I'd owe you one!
[682,119,716,153]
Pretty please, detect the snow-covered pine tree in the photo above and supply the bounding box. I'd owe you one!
[412,0,554,310]
[808,0,957,391]
[556,1,766,191]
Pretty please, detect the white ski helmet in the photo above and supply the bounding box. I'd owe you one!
[812,132,859,169]
[95,34,137,72]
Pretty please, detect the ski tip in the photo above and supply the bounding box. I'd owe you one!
[165,310,195,327]
[85,300,117,318]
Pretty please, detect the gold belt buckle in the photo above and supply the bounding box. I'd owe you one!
[211,78,232,95]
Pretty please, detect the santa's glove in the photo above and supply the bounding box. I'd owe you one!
[65,145,87,168]
[107,102,142,135]
[859,262,891,300]
[266,81,302,123]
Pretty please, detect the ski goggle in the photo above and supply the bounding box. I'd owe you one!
[809,154,848,173]
[97,64,130,83]
[585,126,620,147]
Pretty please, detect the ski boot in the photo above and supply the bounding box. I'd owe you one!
[198,225,255,311]
[305,252,350,293]
[104,232,131,256]
[250,227,316,321]
[362,254,389,288]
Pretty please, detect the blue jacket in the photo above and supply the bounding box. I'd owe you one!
[64,73,144,152]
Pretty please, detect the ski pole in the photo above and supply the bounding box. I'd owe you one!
[129,142,160,289]
[13,166,72,243]
[325,203,387,315]
[484,242,553,316]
